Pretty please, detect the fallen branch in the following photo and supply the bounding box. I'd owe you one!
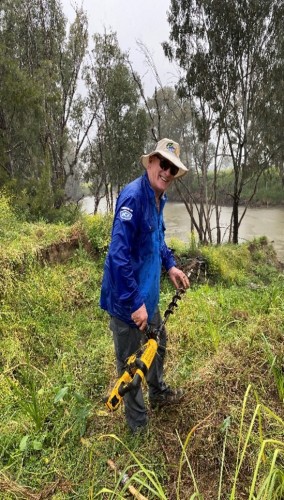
[0,472,73,499]
[0,473,38,499]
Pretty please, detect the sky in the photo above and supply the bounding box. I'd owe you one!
[60,0,180,96]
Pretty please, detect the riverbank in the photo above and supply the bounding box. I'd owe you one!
[164,202,284,263]
[168,194,284,208]
[170,167,284,208]
[80,195,284,262]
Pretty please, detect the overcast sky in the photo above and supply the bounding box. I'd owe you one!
[61,0,180,96]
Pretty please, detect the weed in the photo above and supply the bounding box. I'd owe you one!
[262,335,284,402]
[9,365,50,431]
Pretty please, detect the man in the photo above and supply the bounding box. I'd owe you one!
[100,138,190,433]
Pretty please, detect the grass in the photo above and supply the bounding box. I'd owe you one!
[0,196,283,498]
[96,385,284,499]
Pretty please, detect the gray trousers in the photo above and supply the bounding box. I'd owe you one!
[109,308,167,432]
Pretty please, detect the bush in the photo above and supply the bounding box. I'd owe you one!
[0,191,20,237]
[197,243,251,285]
[82,213,113,255]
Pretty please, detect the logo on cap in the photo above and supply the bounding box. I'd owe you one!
[166,142,177,155]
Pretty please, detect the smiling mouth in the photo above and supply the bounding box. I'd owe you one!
[159,174,169,183]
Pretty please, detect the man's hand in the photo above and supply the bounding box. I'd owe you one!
[168,266,190,290]
[131,304,148,331]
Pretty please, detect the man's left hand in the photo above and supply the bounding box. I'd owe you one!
[168,266,190,290]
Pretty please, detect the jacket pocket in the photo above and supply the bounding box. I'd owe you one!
[140,216,157,234]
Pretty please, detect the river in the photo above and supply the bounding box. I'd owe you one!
[81,197,284,262]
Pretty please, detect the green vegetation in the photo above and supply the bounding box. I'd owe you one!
[0,195,283,498]
[174,168,284,207]
[219,168,284,206]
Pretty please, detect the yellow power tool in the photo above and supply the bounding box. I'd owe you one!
[105,336,158,411]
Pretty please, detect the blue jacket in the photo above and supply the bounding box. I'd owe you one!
[100,173,176,325]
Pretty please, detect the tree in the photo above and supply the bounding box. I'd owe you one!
[133,42,230,244]
[0,43,43,189]
[145,85,225,244]
[257,12,284,186]
[83,32,148,213]
[164,0,284,243]
[0,0,90,217]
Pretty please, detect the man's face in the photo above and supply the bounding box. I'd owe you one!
[147,155,178,196]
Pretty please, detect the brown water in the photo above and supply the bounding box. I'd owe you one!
[164,203,284,262]
[81,197,284,262]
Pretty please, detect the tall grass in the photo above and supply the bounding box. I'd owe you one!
[91,434,167,500]
[262,334,284,402]
[9,365,49,432]
[230,385,284,499]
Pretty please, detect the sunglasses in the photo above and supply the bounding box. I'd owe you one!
[159,157,179,177]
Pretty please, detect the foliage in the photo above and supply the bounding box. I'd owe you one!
[262,335,284,402]
[0,0,89,216]
[178,167,284,207]
[94,434,167,499]
[0,240,112,495]
[200,243,252,285]
[10,366,50,432]
[88,389,284,499]
[0,219,75,265]
[0,192,82,302]
[82,213,113,255]
[0,191,21,237]
[82,31,148,213]
[146,86,193,159]
[169,234,279,286]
